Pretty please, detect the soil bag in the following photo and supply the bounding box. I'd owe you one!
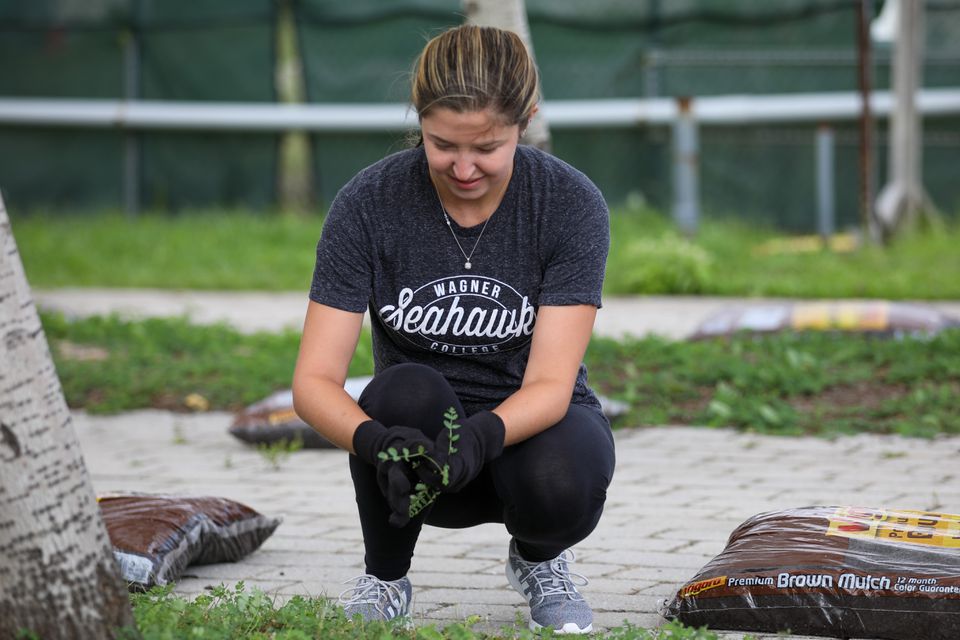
[99,492,281,590]
[690,301,959,340]
[229,375,629,448]
[662,506,960,639]
[228,377,373,449]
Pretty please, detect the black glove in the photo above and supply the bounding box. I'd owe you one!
[380,462,417,528]
[427,410,505,493]
[353,420,435,527]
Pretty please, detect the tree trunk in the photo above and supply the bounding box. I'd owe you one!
[0,192,136,639]
[463,0,553,152]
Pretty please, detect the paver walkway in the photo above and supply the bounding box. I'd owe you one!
[37,288,960,340]
[75,409,960,638]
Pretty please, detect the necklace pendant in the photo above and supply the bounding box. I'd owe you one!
[464,261,472,270]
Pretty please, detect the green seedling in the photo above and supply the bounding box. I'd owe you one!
[379,406,461,518]
[257,435,304,471]
[171,421,187,445]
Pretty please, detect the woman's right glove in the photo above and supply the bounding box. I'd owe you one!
[353,420,435,527]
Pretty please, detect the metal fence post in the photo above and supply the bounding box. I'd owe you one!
[815,124,836,242]
[672,96,699,236]
[123,4,142,218]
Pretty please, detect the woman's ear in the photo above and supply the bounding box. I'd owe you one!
[520,105,539,137]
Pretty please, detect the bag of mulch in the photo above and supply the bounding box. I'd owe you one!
[230,376,630,448]
[689,301,959,340]
[229,377,374,449]
[98,493,282,591]
[662,506,960,640]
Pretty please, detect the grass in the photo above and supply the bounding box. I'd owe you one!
[14,207,960,298]
[40,312,370,414]
[119,582,731,640]
[585,329,960,437]
[42,311,960,438]
[604,210,960,299]
[14,210,320,291]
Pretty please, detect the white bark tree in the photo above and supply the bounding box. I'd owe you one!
[463,0,552,152]
[0,192,136,638]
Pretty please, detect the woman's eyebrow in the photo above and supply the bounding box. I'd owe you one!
[427,133,507,146]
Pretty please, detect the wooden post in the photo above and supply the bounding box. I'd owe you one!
[463,0,552,152]
[875,0,937,238]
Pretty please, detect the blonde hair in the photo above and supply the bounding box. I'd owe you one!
[411,24,539,126]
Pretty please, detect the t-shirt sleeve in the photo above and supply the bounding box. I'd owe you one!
[309,182,374,313]
[538,179,610,308]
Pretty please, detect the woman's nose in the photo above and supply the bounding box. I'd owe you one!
[452,154,475,179]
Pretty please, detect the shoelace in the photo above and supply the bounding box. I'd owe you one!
[519,550,589,603]
[337,574,405,616]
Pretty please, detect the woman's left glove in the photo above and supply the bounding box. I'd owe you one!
[428,410,505,493]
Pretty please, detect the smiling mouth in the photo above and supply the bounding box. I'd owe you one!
[451,176,483,189]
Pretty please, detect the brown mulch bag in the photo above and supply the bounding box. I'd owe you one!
[662,506,960,639]
[228,378,375,449]
[99,493,281,591]
[689,301,960,340]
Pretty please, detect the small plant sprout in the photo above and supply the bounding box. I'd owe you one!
[257,435,304,471]
[378,406,462,518]
[172,421,187,445]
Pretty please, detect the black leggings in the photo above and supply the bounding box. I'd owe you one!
[351,363,616,581]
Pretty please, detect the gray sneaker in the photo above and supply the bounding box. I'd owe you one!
[337,574,412,623]
[505,539,593,634]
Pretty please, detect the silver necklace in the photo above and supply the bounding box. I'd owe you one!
[433,187,494,270]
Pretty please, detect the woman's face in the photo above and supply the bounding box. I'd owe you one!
[420,107,520,213]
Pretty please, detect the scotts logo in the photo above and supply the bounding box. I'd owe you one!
[378,276,536,355]
[679,576,727,598]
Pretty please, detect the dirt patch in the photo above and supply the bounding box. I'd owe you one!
[789,380,912,415]
[55,340,110,362]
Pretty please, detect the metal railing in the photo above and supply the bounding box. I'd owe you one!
[2,88,959,130]
[2,88,959,225]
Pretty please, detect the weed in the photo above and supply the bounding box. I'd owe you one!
[123,582,733,639]
[879,450,907,460]
[379,407,461,518]
[257,435,304,471]
[172,421,188,445]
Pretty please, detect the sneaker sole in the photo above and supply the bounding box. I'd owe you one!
[506,560,593,635]
[530,620,594,635]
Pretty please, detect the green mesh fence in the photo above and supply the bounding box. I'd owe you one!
[137,2,278,210]
[0,1,125,210]
[1,0,958,229]
[0,0,277,212]
[295,0,960,229]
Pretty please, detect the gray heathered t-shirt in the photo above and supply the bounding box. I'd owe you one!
[310,144,609,417]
